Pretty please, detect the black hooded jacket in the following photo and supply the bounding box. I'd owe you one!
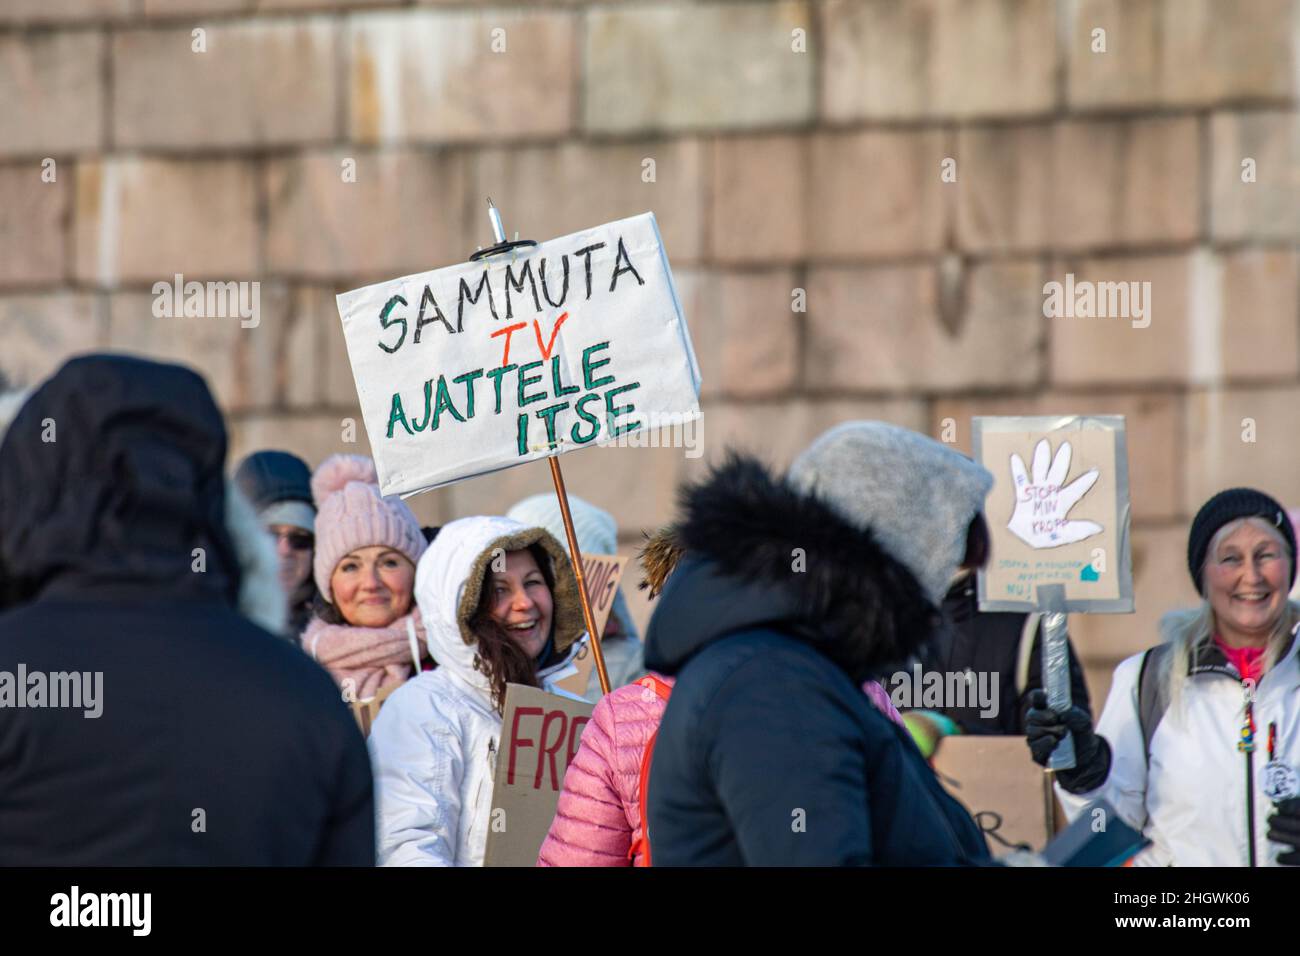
[926,576,1092,735]
[0,355,374,865]
[643,456,991,866]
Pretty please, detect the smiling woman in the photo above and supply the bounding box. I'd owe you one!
[1040,487,1300,867]
[469,545,559,709]
[300,455,428,700]
[331,547,417,629]
[366,515,589,866]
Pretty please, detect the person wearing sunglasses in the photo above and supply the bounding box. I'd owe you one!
[234,449,319,640]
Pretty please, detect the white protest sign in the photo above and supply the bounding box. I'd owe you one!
[974,415,1134,614]
[335,213,702,497]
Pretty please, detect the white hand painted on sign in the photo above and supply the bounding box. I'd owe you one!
[1008,439,1103,549]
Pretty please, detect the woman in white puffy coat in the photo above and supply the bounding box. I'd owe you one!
[1031,488,1300,866]
[368,515,589,866]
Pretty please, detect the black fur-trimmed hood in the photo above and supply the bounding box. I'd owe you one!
[642,454,941,684]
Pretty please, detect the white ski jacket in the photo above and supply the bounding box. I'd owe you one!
[1059,632,1300,866]
[369,516,588,867]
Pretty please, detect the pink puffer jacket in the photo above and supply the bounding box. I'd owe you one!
[537,675,675,867]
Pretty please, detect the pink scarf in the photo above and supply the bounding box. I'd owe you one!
[302,611,425,701]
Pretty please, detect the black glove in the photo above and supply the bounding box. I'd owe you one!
[1024,689,1110,793]
[1268,798,1300,865]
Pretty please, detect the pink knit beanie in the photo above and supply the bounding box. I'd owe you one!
[311,454,427,602]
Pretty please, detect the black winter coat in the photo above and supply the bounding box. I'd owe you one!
[0,355,374,865]
[925,577,1092,735]
[643,456,991,866]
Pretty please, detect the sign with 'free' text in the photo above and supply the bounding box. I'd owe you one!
[336,213,702,497]
[483,684,595,867]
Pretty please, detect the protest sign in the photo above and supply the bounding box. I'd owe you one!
[483,684,595,867]
[932,736,1055,857]
[553,553,628,698]
[973,415,1134,614]
[349,682,400,738]
[335,213,702,498]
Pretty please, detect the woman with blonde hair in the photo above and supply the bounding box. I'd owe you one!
[1028,488,1300,866]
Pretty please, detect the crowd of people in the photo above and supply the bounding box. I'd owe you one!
[1,352,1298,867]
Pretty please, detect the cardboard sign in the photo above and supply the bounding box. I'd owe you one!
[553,553,629,698]
[931,736,1054,857]
[973,415,1134,614]
[483,684,595,867]
[349,682,401,737]
[336,213,702,497]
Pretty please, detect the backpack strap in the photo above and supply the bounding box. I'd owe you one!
[628,676,673,867]
[1137,643,1173,763]
[1015,613,1042,697]
[631,729,660,867]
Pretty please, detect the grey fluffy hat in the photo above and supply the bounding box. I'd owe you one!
[788,421,994,606]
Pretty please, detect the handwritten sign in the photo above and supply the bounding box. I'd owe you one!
[335,213,702,497]
[483,684,595,867]
[553,553,628,698]
[973,415,1134,613]
[932,736,1056,857]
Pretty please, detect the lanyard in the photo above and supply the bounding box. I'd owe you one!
[1238,682,1256,753]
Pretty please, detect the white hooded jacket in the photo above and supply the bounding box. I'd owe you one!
[368,516,588,867]
[1058,629,1300,866]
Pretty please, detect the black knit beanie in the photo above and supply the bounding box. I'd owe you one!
[1187,487,1297,591]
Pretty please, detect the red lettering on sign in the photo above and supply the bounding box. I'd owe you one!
[532,311,569,361]
[586,562,612,609]
[567,715,590,765]
[507,706,544,785]
[491,322,528,367]
[534,709,568,791]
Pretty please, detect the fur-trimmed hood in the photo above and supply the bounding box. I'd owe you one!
[414,515,586,704]
[642,454,942,684]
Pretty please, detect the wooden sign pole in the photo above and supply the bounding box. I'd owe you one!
[548,456,613,696]
[474,199,613,696]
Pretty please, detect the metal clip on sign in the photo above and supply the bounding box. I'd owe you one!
[468,199,612,697]
[469,198,539,262]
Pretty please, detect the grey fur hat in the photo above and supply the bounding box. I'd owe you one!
[788,421,994,606]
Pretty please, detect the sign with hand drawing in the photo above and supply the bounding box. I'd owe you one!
[973,416,1133,614]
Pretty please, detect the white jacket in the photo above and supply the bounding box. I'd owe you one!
[369,515,586,867]
[1059,632,1300,866]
